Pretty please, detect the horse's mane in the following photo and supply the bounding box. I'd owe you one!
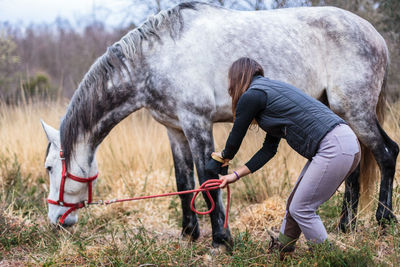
[60,2,204,166]
[117,2,201,59]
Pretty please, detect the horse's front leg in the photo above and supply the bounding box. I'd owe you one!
[182,118,233,250]
[166,127,200,240]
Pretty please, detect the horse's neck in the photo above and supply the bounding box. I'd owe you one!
[62,54,148,163]
[88,65,147,149]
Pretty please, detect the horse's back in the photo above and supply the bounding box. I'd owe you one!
[145,3,388,123]
[179,4,388,113]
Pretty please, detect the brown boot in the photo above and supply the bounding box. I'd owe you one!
[267,229,296,260]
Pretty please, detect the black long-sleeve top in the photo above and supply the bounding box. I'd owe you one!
[222,89,281,173]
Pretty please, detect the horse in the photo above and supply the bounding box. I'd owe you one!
[41,2,398,249]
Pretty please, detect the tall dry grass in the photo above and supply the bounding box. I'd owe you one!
[0,99,399,232]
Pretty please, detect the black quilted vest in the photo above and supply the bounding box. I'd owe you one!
[249,76,346,159]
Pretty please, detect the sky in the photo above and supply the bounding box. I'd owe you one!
[0,0,151,28]
[0,0,282,29]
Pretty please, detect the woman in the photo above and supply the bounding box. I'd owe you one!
[215,57,360,254]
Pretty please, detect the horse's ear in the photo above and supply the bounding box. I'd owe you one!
[40,120,60,148]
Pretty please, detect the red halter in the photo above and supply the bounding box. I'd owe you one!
[47,150,98,224]
[47,151,231,229]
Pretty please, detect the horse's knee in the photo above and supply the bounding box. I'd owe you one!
[176,177,195,191]
[205,157,228,179]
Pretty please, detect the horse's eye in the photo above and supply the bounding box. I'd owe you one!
[46,166,52,172]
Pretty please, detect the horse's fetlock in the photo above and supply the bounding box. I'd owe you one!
[339,216,349,233]
[182,221,200,240]
[376,207,397,226]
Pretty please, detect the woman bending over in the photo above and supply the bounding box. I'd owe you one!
[215,57,360,255]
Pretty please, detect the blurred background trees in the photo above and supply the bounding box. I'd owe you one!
[0,20,129,102]
[0,31,20,102]
[0,0,398,103]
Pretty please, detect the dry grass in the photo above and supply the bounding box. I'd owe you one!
[0,99,307,230]
[1,99,400,265]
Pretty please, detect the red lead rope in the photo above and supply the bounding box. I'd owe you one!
[93,179,230,229]
[50,176,230,228]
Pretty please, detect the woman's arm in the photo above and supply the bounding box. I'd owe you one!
[245,134,280,172]
[219,134,280,188]
[222,89,267,160]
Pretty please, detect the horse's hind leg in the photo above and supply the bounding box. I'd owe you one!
[166,127,200,240]
[339,164,360,232]
[374,121,399,224]
[340,115,398,226]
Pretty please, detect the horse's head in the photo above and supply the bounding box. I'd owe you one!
[41,120,98,227]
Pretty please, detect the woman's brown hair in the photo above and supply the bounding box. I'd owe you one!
[228,57,264,117]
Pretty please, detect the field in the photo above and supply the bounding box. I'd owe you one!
[1,100,400,266]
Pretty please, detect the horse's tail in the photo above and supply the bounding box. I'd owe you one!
[359,56,389,211]
[359,144,378,212]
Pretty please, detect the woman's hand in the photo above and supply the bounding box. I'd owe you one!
[219,173,239,188]
[219,165,251,188]
[211,152,230,167]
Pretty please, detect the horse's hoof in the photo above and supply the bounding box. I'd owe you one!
[212,237,233,254]
[376,208,398,227]
[338,218,356,233]
[211,229,234,254]
[209,244,229,255]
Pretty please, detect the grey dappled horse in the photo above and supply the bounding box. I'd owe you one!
[42,2,398,249]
